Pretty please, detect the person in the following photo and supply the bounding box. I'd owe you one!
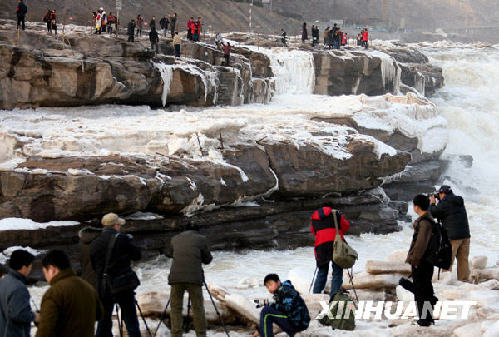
[16,0,27,31]
[362,28,369,49]
[342,32,348,46]
[331,23,340,49]
[314,26,319,46]
[405,195,437,326]
[189,18,197,42]
[302,22,308,42]
[101,9,107,35]
[357,31,363,46]
[0,250,39,337]
[194,17,202,42]
[430,185,471,281]
[337,29,343,49]
[167,226,213,337]
[323,26,330,48]
[281,29,287,47]
[127,19,136,42]
[150,16,156,30]
[149,27,159,53]
[170,13,177,38]
[252,274,310,337]
[79,225,102,288]
[160,15,169,37]
[49,10,57,36]
[310,203,351,300]
[107,12,116,34]
[90,213,142,337]
[95,9,102,34]
[173,31,181,57]
[187,17,194,40]
[136,15,143,37]
[36,250,103,337]
[327,28,334,49]
[221,41,231,66]
[42,9,51,34]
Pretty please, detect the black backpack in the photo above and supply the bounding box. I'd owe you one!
[425,219,452,271]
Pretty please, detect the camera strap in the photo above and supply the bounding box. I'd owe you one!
[103,233,120,278]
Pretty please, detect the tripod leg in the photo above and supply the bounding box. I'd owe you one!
[204,281,230,337]
[136,300,153,337]
[309,267,318,293]
[153,299,171,337]
[116,304,124,337]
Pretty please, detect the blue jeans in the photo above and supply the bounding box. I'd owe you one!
[259,306,298,337]
[313,262,343,301]
[96,291,141,337]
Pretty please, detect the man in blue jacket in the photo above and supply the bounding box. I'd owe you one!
[253,274,310,337]
[0,249,39,337]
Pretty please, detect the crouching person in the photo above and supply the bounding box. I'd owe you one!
[405,195,436,327]
[253,274,310,337]
[36,250,103,337]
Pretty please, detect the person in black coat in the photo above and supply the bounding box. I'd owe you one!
[149,27,159,53]
[301,22,308,42]
[430,185,471,281]
[16,0,27,31]
[127,19,136,42]
[90,213,141,337]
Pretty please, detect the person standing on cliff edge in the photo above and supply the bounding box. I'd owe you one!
[16,0,27,31]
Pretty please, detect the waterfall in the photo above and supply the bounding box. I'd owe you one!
[426,45,499,257]
[155,63,174,107]
[246,47,315,95]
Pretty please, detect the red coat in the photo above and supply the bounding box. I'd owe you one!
[310,207,351,266]
[362,31,368,41]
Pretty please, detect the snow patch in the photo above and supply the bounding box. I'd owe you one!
[0,218,80,231]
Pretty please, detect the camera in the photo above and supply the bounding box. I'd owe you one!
[432,193,441,201]
[253,299,269,308]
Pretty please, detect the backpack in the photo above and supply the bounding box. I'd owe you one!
[332,210,358,269]
[425,219,452,271]
[318,290,356,330]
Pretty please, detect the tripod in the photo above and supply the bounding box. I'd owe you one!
[153,282,231,337]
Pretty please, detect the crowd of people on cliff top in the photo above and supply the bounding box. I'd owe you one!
[300,21,369,50]
[0,184,472,336]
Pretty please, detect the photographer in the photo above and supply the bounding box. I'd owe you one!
[90,213,141,337]
[167,225,212,337]
[0,250,39,337]
[252,274,310,337]
[430,185,471,281]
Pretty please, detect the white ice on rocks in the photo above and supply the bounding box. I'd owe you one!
[0,93,444,174]
[0,246,43,265]
[245,46,315,95]
[154,60,218,106]
[0,218,79,231]
[155,63,174,107]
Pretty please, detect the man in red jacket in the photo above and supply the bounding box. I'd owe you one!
[310,203,350,301]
